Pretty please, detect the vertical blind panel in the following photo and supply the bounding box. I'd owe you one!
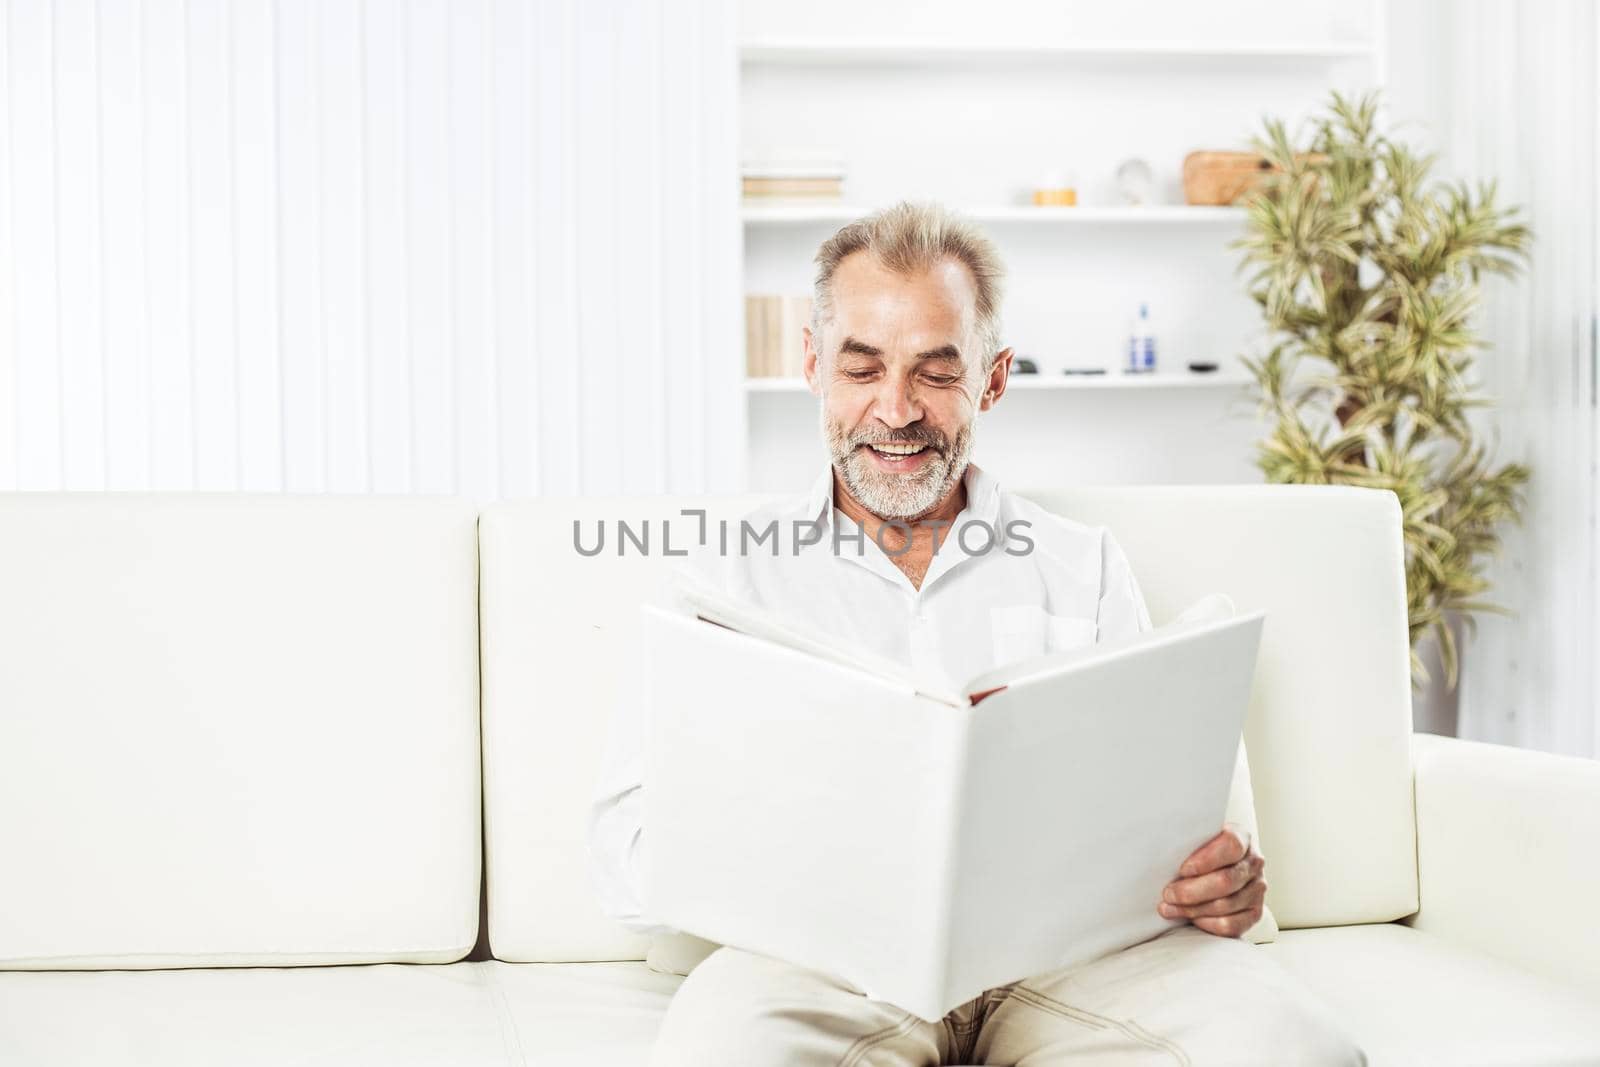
[99,0,151,490]
[361,0,409,495]
[143,0,195,490]
[10,0,63,489]
[699,0,744,493]
[449,0,497,504]
[275,0,326,493]
[489,0,535,501]
[1,0,740,498]
[0,0,18,489]
[54,0,106,490]
[320,0,370,495]
[658,1,701,494]
[188,0,241,491]
[531,0,580,499]
[233,0,284,492]
[403,0,455,496]
[575,0,621,497]
[616,0,663,497]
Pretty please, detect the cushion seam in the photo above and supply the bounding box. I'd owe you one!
[474,961,529,1067]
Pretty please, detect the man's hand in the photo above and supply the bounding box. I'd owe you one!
[1156,825,1266,938]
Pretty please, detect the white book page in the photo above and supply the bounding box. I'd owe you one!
[671,570,1240,707]
[957,615,1229,697]
[669,570,966,705]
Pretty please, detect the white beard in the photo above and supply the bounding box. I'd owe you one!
[822,411,975,521]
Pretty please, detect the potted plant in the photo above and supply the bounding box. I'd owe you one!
[1235,90,1531,695]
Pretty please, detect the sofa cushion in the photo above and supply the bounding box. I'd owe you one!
[1262,923,1600,1066]
[486,960,682,1063]
[0,961,516,1066]
[0,495,483,969]
[1410,733,1600,993]
[8,934,1587,1067]
[0,957,682,1067]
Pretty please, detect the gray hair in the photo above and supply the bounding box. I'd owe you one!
[810,199,1007,372]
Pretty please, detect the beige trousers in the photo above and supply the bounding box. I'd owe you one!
[648,926,1365,1067]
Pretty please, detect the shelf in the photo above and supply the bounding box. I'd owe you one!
[740,39,1376,67]
[742,204,1247,225]
[745,373,1254,393]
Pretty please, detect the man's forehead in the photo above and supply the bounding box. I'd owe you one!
[829,253,976,353]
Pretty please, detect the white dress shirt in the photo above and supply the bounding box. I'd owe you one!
[586,462,1154,933]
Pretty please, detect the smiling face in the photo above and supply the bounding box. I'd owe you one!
[803,251,1012,521]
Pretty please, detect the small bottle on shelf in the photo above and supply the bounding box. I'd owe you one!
[1126,303,1158,374]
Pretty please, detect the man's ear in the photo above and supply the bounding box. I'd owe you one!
[802,326,822,396]
[979,347,1014,411]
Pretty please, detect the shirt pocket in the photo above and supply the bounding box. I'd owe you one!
[990,605,1099,666]
[990,604,1047,665]
[1044,613,1098,652]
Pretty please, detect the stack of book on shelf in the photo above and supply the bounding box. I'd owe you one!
[745,295,811,379]
[742,159,846,200]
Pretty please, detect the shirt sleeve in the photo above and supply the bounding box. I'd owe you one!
[1096,527,1153,641]
[584,569,682,936]
[585,543,743,935]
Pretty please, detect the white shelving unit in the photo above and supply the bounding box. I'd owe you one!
[737,1,1384,490]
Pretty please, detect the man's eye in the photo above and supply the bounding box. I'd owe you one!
[842,370,875,381]
[924,374,959,386]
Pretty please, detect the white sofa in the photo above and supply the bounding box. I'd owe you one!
[1,488,1596,1066]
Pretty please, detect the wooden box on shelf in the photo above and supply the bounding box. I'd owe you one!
[1182,151,1274,206]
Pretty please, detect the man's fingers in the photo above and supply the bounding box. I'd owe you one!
[1160,826,1268,937]
[1163,854,1263,906]
[1191,907,1263,938]
[1179,825,1250,878]
[1160,878,1267,919]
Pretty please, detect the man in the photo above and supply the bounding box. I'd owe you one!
[589,201,1363,1065]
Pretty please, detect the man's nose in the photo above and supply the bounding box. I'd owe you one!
[870,374,922,428]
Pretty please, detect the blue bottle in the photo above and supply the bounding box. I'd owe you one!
[1127,303,1157,374]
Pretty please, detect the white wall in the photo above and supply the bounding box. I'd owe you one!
[0,0,745,499]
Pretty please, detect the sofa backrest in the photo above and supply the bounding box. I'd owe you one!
[0,494,483,970]
[1017,486,1418,929]
[480,485,1418,962]
[480,497,770,962]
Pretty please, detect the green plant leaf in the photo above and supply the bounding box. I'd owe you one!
[1238,89,1531,691]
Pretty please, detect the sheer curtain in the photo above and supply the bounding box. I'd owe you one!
[0,0,743,499]
[1389,0,1599,757]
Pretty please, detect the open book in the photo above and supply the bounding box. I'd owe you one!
[671,574,1249,707]
[641,582,1265,1021]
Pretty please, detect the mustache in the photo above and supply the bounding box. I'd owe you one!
[849,425,949,452]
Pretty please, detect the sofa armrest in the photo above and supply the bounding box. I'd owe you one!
[1408,732,1600,994]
